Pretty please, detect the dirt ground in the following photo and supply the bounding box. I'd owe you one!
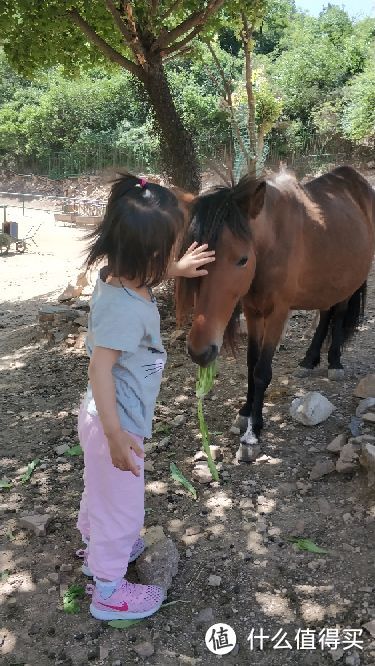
[1,182,375,666]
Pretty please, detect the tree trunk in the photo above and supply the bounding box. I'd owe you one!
[144,59,201,193]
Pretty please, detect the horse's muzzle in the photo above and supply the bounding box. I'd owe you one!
[188,344,219,367]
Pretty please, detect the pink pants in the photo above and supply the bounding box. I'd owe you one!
[77,403,144,581]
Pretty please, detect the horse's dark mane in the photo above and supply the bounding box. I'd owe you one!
[190,176,254,249]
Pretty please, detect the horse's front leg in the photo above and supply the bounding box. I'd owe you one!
[237,306,289,462]
[237,308,264,434]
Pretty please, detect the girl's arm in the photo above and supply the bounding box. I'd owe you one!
[88,346,143,476]
[168,242,215,278]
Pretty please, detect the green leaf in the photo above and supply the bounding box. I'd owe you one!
[20,458,40,484]
[0,477,12,490]
[6,530,15,541]
[0,570,10,582]
[290,538,329,554]
[64,445,83,457]
[63,584,85,614]
[170,462,197,500]
[195,362,217,399]
[108,619,144,628]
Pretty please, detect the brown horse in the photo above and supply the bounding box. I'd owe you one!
[176,166,375,462]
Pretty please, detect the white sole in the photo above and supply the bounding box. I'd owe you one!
[89,600,163,621]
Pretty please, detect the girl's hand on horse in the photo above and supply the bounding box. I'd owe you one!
[169,242,215,278]
[107,429,144,476]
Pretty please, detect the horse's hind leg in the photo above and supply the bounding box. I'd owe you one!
[298,309,331,374]
[327,302,347,380]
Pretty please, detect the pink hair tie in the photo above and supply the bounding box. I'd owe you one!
[139,177,147,188]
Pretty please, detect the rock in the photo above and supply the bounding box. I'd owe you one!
[54,444,70,456]
[230,425,241,435]
[158,436,171,448]
[310,459,336,481]
[290,392,335,426]
[170,329,185,344]
[136,538,179,595]
[172,414,186,427]
[363,620,375,637]
[354,374,375,399]
[134,641,154,658]
[194,607,215,626]
[317,497,332,515]
[112,661,122,666]
[336,459,358,474]
[349,416,363,437]
[87,647,100,661]
[208,574,222,587]
[76,271,89,289]
[360,442,375,469]
[99,646,110,660]
[209,445,223,461]
[327,433,347,453]
[330,648,344,662]
[356,397,375,417]
[60,563,73,573]
[143,525,166,547]
[192,461,213,483]
[185,525,201,536]
[363,412,375,424]
[144,461,154,472]
[345,652,361,666]
[19,513,51,536]
[58,283,83,302]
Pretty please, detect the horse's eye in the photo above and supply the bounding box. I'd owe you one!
[237,256,248,267]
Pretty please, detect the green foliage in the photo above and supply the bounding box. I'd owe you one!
[170,462,197,499]
[341,63,375,141]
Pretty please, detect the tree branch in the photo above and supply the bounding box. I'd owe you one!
[122,2,148,67]
[68,8,145,81]
[241,13,257,164]
[161,25,202,56]
[206,41,250,167]
[152,0,225,52]
[105,0,134,44]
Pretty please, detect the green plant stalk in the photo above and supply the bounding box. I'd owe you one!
[195,363,219,482]
[197,398,219,482]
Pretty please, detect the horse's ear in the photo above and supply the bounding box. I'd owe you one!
[249,181,266,219]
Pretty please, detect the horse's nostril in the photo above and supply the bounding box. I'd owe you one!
[188,344,218,367]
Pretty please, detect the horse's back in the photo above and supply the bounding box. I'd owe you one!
[305,165,375,222]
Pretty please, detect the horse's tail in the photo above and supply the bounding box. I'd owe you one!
[341,281,367,347]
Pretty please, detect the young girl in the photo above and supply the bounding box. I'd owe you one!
[76,174,214,621]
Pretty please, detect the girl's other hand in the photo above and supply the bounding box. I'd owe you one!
[107,429,144,476]
[171,242,215,278]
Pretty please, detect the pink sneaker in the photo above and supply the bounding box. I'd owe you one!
[90,579,164,620]
[76,537,145,577]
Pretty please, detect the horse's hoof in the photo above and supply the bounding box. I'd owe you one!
[232,414,249,433]
[236,443,260,463]
[294,366,313,378]
[328,368,345,381]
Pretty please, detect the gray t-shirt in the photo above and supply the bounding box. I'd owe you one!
[84,271,167,438]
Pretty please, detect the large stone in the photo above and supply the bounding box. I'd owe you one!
[290,392,335,426]
[360,443,375,473]
[363,412,375,424]
[354,374,375,399]
[19,513,52,536]
[336,441,360,474]
[356,397,375,417]
[310,460,336,481]
[143,525,166,547]
[363,620,375,638]
[136,538,179,596]
[327,433,347,453]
